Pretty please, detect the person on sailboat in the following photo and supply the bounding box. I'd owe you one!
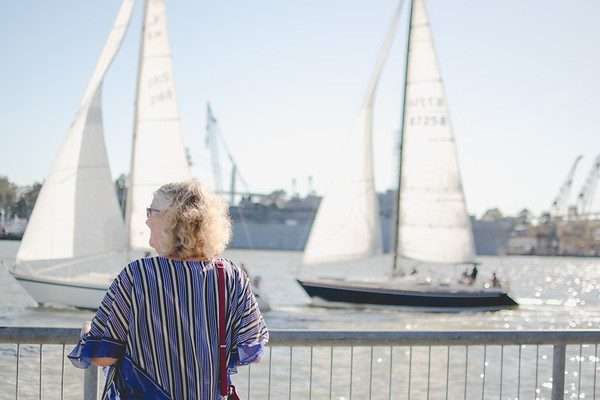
[469,265,479,285]
[491,272,501,288]
[69,181,268,399]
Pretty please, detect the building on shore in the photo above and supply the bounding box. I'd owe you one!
[228,190,516,256]
[4,186,517,256]
[506,208,600,257]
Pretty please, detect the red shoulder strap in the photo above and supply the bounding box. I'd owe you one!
[215,260,228,397]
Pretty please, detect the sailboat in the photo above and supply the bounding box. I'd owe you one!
[10,0,192,309]
[297,0,517,310]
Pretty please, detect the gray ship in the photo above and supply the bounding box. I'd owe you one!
[3,182,514,255]
[228,190,514,255]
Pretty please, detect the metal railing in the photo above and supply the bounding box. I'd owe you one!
[1,327,600,399]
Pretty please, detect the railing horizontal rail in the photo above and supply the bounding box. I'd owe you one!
[3,326,600,345]
[0,327,80,344]
[267,330,600,346]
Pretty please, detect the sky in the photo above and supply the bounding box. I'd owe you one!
[1,0,599,217]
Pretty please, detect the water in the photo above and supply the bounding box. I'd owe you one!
[2,240,600,399]
[2,240,600,330]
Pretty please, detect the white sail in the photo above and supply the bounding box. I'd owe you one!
[126,0,192,251]
[16,1,135,263]
[79,0,136,108]
[302,109,380,265]
[303,1,405,265]
[395,0,476,264]
[17,86,127,262]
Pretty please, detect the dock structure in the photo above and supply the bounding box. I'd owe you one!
[507,213,600,256]
[1,326,599,399]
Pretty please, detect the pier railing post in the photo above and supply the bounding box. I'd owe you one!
[552,344,566,400]
[84,365,98,400]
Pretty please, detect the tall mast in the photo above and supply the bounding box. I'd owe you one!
[392,0,415,274]
[125,0,150,250]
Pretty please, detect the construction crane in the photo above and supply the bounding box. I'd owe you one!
[205,103,251,204]
[550,155,583,216]
[206,103,224,193]
[576,154,600,215]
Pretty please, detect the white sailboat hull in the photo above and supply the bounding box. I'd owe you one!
[11,270,110,310]
[11,268,271,312]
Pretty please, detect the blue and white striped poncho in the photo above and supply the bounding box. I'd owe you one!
[69,256,269,399]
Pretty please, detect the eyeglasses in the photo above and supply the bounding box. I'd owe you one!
[146,207,162,218]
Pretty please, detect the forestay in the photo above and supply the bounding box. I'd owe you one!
[126,0,192,251]
[16,0,135,262]
[395,0,475,264]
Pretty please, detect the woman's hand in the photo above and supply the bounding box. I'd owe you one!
[91,357,118,367]
[81,321,91,337]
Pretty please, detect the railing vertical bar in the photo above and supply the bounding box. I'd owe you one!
[268,346,273,400]
[426,346,431,400]
[552,344,566,400]
[329,346,333,400]
[289,347,293,400]
[369,346,374,400]
[408,346,413,400]
[389,346,394,400]
[349,346,354,400]
[15,343,20,400]
[61,344,66,400]
[39,343,43,400]
[309,346,313,400]
[593,344,598,400]
[499,345,504,400]
[445,346,450,400]
[464,345,469,400]
[481,345,487,400]
[534,344,539,400]
[84,366,98,400]
[517,345,522,399]
[247,362,251,399]
[577,344,583,398]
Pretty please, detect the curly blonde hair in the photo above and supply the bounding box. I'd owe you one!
[155,181,231,260]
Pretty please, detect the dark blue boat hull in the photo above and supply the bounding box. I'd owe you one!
[297,279,518,310]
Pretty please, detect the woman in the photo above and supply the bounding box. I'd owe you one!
[69,181,269,399]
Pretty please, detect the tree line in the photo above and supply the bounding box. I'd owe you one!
[0,175,128,222]
[0,176,42,220]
